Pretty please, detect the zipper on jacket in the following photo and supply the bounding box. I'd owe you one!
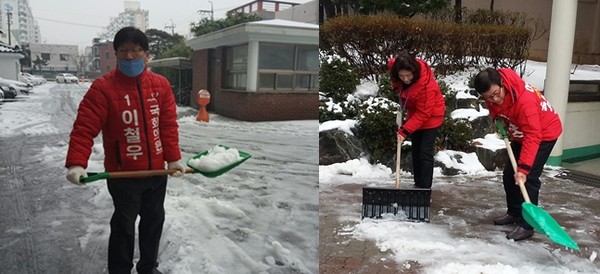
[136,78,153,170]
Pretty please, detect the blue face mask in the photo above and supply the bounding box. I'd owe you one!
[117,57,145,77]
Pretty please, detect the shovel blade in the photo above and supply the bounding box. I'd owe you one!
[362,187,431,222]
[522,202,579,250]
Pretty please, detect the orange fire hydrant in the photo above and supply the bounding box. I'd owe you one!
[196,89,210,122]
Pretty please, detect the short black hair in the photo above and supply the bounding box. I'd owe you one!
[113,26,149,51]
[474,68,503,94]
[389,51,421,85]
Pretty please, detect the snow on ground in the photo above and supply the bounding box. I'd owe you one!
[319,60,600,273]
[2,83,318,273]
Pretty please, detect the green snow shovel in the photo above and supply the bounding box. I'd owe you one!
[496,119,579,250]
[80,145,251,183]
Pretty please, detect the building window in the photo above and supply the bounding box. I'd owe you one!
[257,43,318,91]
[60,54,70,61]
[41,53,50,61]
[259,44,294,70]
[224,45,249,89]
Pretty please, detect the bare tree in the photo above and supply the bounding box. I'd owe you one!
[71,52,88,78]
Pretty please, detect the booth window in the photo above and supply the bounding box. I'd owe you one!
[258,43,318,91]
[224,45,248,89]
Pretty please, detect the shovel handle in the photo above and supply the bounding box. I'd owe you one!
[81,168,194,183]
[496,119,531,203]
[395,141,401,189]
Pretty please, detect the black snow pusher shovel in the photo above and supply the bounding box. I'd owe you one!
[362,141,431,222]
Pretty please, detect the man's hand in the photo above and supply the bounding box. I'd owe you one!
[66,166,87,186]
[397,133,405,144]
[167,161,186,177]
[514,171,527,185]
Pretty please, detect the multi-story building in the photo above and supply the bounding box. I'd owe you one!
[227,0,300,19]
[87,38,115,79]
[28,43,78,78]
[0,0,41,46]
[97,1,148,41]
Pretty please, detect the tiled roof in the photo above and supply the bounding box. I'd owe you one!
[0,43,24,54]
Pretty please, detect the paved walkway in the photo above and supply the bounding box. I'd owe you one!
[319,160,600,273]
[562,157,600,177]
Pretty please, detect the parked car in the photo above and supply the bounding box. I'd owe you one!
[0,81,18,99]
[20,72,46,85]
[0,85,5,101]
[56,73,79,83]
[0,77,31,95]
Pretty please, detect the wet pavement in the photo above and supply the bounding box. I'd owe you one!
[319,168,600,273]
[0,85,108,273]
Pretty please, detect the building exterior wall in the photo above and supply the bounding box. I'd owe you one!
[191,49,210,110]
[563,101,600,160]
[275,0,318,24]
[215,90,318,121]
[97,42,115,76]
[0,53,23,80]
[0,0,40,45]
[462,0,600,64]
[98,1,149,41]
[29,43,78,75]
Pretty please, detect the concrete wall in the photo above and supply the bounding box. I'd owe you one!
[0,55,21,80]
[563,101,600,150]
[275,0,319,24]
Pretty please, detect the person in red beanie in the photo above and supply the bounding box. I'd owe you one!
[474,67,562,242]
[388,51,446,189]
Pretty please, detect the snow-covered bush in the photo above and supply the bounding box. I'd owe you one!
[319,57,360,103]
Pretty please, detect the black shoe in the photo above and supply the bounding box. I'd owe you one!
[138,268,163,274]
[506,226,534,241]
[493,214,517,225]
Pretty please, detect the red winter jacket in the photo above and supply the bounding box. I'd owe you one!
[389,58,446,138]
[65,69,181,172]
[485,68,562,175]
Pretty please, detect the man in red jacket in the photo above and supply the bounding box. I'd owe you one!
[474,68,562,242]
[65,27,186,274]
[388,52,446,188]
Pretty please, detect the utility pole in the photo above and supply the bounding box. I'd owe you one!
[197,1,214,21]
[164,19,175,35]
[4,3,13,45]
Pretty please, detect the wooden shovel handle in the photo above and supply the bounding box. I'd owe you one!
[106,168,195,178]
[82,168,195,183]
[503,138,532,203]
[395,141,401,189]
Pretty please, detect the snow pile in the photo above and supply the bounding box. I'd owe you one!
[187,145,242,172]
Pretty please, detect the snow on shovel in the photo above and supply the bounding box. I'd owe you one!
[80,145,251,183]
[496,119,579,250]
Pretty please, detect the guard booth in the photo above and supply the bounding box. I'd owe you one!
[147,57,193,106]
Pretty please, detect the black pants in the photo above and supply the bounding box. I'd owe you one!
[107,175,167,274]
[503,140,557,230]
[411,127,439,188]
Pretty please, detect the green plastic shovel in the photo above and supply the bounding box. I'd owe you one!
[80,145,251,183]
[496,119,579,250]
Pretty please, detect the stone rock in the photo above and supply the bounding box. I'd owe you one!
[319,129,365,165]
[435,153,463,176]
[473,145,507,171]
[455,97,479,110]
[470,115,496,139]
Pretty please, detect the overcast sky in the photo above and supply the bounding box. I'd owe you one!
[28,0,311,51]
